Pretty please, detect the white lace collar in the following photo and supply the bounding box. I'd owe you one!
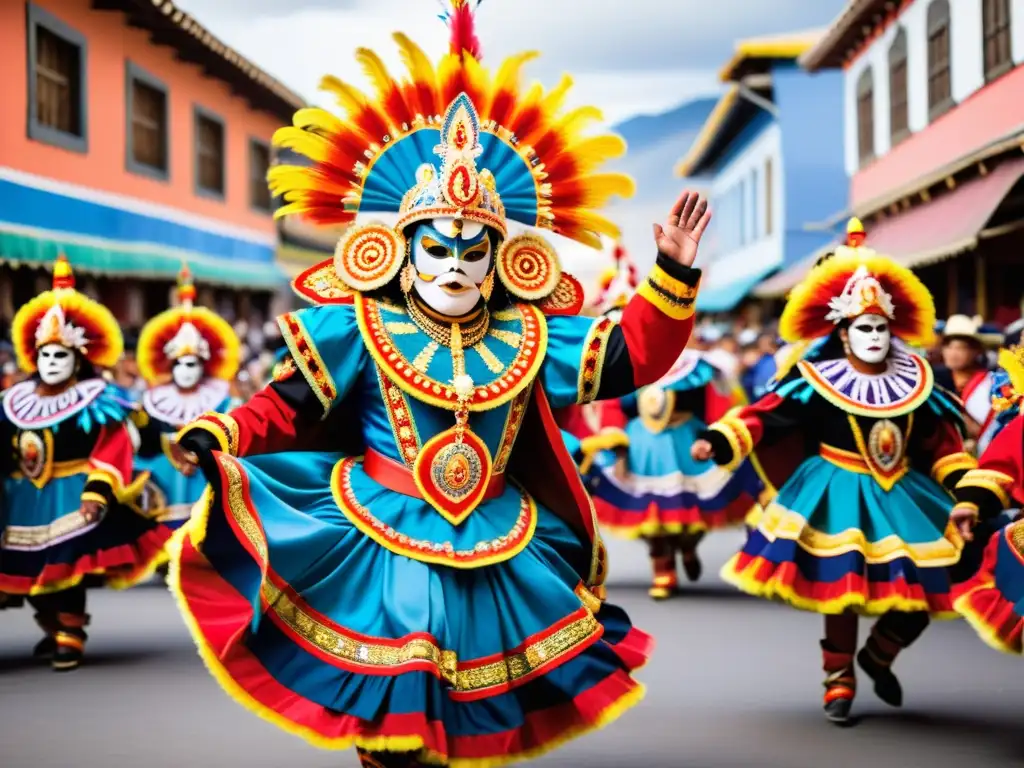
[797,344,934,417]
[2,378,108,429]
[143,379,231,427]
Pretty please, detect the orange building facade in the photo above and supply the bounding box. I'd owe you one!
[0,0,319,331]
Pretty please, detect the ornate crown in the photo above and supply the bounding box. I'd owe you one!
[11,254,122,373]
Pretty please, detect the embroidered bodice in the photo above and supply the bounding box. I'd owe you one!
[0,379,133,485]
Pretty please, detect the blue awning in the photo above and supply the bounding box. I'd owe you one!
[696,264,777,312]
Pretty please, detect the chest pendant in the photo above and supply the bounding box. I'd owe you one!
[412,322,494,526]
[867,419,904,472]
[638,386,676,434]
[18,430,55,489]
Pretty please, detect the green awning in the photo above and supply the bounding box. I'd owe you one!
[0,226,287,289]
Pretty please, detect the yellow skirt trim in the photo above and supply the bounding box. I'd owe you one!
[755,502,963,566]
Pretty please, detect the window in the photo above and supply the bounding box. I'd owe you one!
[927,1,953,120]
[983,0,1013,81]
[194,107,225,198]
[125,62,168,178]
[888,28,909,144]
[738,178,747,246]
[249,140,271,212]
[856,67,875,165]
[27,4,87,153]
[764,158,773,236]
[750,168,758,240]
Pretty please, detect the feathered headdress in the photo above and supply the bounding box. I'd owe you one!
[137,265,241,386]
[991,345,1024,421]
[277,1,633,314]
[779,218,935,347]
[11,254,122,373]
[589,244,639,313]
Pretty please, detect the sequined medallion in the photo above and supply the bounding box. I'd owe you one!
[638,386,676,434]
[18,430,53,489]
[414,426,494,525]
[867,419,904,472]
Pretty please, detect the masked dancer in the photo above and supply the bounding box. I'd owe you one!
[134,266,240,531]
[0,255,171,670]
[951,346,1024,655]
[168,4,709,766]
[692,219,975,724]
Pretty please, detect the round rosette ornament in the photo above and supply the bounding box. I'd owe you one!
[333,223,406,292]
[495,234,561,301]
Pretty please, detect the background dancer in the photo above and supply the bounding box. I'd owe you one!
[0,255,170,670]
[134,266,240,531]
[169,4,710,766]
[692,221,976,724]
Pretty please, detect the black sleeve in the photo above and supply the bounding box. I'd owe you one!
[593,255,701,401]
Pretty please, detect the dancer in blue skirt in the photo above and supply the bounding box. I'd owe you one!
[168,4,713,765]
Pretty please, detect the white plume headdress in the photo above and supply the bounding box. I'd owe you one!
[824,265,895,326]
[164,321,211,362]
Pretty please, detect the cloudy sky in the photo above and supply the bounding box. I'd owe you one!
[176,0,847,124]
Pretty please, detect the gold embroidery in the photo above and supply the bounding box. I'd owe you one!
[959,468,1015,507]
[577,318,615,404]
[277,313,337,418]
[931,452,977,485]
[488,328,522,348]
[473,339,504,374]
[492,308,519,322]
[494,385,532,473]
[220,457,267,562]
[385,321,421,335]
[412,341,440,373]
[1,508,94,549]
[377,367,421,466]
[265,574,599,695]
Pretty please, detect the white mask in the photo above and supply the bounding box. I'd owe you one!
[846,313,891,365]
[172,355,204,390]
[411,218,493,317]
[37,343,77,386]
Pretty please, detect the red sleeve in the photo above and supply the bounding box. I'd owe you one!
[619,258,699,387]
[956,415,1024,517]
[84,424,144,504]
[183,386,303,459]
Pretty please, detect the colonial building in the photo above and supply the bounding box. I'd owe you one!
[0,0,306,327]
[762,0,1024,324]
[677,30,847,315]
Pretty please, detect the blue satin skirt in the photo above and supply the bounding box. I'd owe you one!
[172,450,651,765]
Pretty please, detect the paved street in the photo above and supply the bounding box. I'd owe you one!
[2,531,1022,768]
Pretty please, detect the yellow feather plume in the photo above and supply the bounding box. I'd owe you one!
[292,107,344,134]
[270,127,333,163]
[998,347,1024,395]
[393,33,437,92]
[319,75,369,116]
[355,49,396,101]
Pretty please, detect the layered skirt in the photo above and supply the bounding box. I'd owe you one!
[722,457,963,616]
[1,471,171,595]
[136,452,208,530]
[591,417,763,539]
[953,518,1024,655]
[172,451,652,766]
